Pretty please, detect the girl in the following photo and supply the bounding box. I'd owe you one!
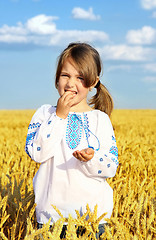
[25,42,119,239]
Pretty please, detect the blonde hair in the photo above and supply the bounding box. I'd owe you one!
[55,42,113,116]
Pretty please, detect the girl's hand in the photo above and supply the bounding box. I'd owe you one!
[56,91,76,119]
[73,148,94,162]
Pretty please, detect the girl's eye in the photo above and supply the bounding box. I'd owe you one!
[78,76,84,81]
[61,74,69,78]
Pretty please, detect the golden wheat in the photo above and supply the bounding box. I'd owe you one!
[0,109,155,239]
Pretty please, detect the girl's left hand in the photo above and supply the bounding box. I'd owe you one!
[73,148,94,162]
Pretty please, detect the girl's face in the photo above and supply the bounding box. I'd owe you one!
[57,58,91,112]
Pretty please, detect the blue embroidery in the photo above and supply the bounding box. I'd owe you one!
[66,114,83,149]
[37,147,41,151]
[26,122,41,157]
[98,170,102,174]
[83,113,90,139]
[28,122,41,129]
[83,113,100,151]
[89,146,94,150]
[66,113,100,151]
[99,158,103,161]
[107,163,111,168]
[26,132,37,146]
[109,146,118,157]
[112,135,116,142]
[25,132,37,157]
[111,157,119,166]
[109,146,119,166]
[47,134,50,138]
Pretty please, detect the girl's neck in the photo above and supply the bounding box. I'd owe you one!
[69,104,93,113]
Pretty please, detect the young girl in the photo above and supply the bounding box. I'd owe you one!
[25,42,118,239]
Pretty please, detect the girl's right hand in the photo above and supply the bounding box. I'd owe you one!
[56,91,76,119]
[73,148,94,162]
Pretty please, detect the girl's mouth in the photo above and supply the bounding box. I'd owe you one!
[65,90,77,94]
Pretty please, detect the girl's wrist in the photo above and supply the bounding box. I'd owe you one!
[56,111,68,119]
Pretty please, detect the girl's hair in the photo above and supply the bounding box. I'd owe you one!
[55,42,113,116]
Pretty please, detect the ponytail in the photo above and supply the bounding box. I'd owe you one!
[89,82,114,117]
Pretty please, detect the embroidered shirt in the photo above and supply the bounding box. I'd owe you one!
[25,104,119,225]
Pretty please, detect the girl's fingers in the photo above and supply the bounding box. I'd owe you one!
[73,151,78,159]
[79,152,88,161]
[73,151,83,160]
[86,148,94,155]
[61,92,76,106]
[61,91,75,101]
[60,91,71,98]
[56,91,76,118]
[73,149,93,162]
[65,95,76,106]
[76,152,86,161]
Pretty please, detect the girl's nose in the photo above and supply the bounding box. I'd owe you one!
[66,77,75,88]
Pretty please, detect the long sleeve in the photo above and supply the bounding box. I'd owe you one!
[77,112,118,179]
[25,105,67,163]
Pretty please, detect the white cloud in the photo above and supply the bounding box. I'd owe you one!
[143,76,156,82]
[0,22,27,35]
[0,14,109,47]
[0,14,58,45]
[49,30,108,46]
[0,15,156,63]
[0,34,28,43]
[106,65,132,72]
[0,22,28,43]
[126,26,156,45]
[144,63,156,72]
[26,14,58,34]
[98,45,156,61]
[72,7,100,21]
[140,0,156,9]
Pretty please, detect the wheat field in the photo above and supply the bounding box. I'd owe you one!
[0,109,155,240]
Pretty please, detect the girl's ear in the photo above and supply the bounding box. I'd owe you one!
[89,77,99,91]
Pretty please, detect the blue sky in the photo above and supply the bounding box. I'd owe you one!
[0,0,156,109]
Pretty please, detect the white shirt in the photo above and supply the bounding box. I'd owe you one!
[25,104,119,224]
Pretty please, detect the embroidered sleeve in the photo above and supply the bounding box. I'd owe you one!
[77,113,119,179]
[25,105,67,163]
